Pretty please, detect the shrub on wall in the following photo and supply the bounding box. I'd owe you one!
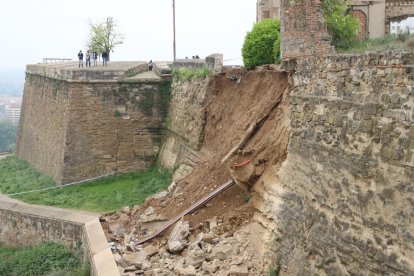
[323,0,359,49]
[242,19,281,69]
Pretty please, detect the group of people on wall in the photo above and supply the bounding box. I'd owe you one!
[77,50,108,68]
[77,50,154,71]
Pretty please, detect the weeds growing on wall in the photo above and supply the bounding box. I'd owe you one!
[0,242,88,276]
[138,80,172,119]
[323,0,359,50]
[172,67,212,82]
[0,156,172,212]
[337,34,412,53]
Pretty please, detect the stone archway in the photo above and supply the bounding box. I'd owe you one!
[352,9,368,39]
[386,0,414,33]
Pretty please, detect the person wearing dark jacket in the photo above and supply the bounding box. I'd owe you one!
[78,50,83,68]
[102,51,108,66]
[148,59,153,71]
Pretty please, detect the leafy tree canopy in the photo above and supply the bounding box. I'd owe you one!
[87,17,124,60]
[242,19,281,69]
[323,0,360,49]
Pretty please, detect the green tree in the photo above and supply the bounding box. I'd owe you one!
[242,19,281,69]
[87,17,124,61]
[323,0,359,49]
[0,120,17,152]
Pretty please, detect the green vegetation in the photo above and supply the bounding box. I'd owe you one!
[242,19,281,69]
[87,17,124,60]
[113,110,122,118]
[0,156,171,212]
[0,242,89,276]
[137,81,172,119]
[172,67,212,82]
[322,0,359,50]
[337,34,412,54]
[0,120,17,152]
[268,266,279,276]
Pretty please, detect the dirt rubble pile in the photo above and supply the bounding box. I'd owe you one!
[101,66,291,275]
[102,202,266,276]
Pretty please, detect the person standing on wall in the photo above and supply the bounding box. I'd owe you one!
[102,51,108,66]
[78,50,84,68]
[85,50,91,67]
[93,51,98,66]
[148,59,153,71]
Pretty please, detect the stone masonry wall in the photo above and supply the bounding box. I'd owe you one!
[62,80,171,184]
[17,74,69,181]
[158,79,211,169]
[271,51,414,274]
[17,71,171,184]
[0,198,119,276]
[280,0,334,60]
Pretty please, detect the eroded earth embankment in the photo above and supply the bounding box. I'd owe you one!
[103,66,291,275]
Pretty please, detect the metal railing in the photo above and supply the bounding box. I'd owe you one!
[42,58,72,64]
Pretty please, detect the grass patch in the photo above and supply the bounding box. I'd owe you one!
[0,156,55,194]
[337,34,411,54]
[0,242,88,276]
[172,67,211,82]
[0,156,171,212]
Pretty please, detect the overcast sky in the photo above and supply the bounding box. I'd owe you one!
[0,0,256,69]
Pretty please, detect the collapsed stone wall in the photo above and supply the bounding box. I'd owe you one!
[269,51,414,274]
[17,72,171,184]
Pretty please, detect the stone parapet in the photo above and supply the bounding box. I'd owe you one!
[0,197,119,276]
[26,62,148,81]
[173,59,206,70]
[205,53,223,70]
[153,61,173,77]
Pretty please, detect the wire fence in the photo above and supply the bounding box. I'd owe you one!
[0,172,115,198]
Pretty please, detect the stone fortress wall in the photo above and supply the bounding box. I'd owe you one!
[266,50,414,275]
[17,62,171,184]
[265,1,414,273]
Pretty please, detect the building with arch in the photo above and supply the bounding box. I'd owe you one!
[257,0,414,39]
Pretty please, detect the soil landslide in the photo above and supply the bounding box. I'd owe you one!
[102,66,291,275]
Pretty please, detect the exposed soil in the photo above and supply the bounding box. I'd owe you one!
[140,65,290,240]
[103,65,291,275]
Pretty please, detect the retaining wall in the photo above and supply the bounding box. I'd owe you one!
[0,197,119,276]
[158,79,210,169]
[268,50,414,274]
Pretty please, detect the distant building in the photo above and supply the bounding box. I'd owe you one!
[257,0,414,40]
[0,98,22,124]
[4,103,21,124]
